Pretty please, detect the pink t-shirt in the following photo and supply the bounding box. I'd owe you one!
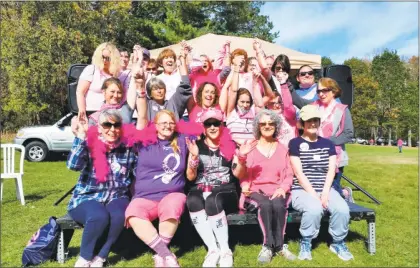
[189,68,223,100]
[189,104,223,123]
[79,65,130,111]
[242,142,293,196]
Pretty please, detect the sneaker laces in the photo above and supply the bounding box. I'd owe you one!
[258,246,272,257]
[300,241,311,252]
[336,242,350,253]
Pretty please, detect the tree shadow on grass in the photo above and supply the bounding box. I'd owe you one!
[1,189,61,204]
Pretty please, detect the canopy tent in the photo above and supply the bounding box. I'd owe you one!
[149,33,321,70]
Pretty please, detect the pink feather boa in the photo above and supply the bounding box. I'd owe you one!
[86,120,232,183]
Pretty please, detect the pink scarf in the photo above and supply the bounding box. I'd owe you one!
[89,102,124,124]
[237,106,255,120]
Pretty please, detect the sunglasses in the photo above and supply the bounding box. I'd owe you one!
[299,71,314,77]
[101,121,122,129]
[316,88,333,94]
[203,120,222,128]
[102,56,111,62]
[259,122,276,127]
[146,67,157,71]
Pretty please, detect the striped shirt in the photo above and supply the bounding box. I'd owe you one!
[288,136,336,192]
[66,137,137,211]
[226,107,255,142]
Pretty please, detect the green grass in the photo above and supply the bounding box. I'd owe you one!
[1,144,418,267]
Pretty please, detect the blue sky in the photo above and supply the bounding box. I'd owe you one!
[260,2,419,63]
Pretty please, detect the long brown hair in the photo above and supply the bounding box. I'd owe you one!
[196,82,219,108]
[154,110,180,154]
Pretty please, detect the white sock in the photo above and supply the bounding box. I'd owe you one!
[209,211,230,252]
[190,210,218,251]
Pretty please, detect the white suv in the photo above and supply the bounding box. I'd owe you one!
[13,113,75,162]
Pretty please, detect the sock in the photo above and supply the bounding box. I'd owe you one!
[208,211,230,252]
[160,234,173,246]
[190,210,218,251]
[147,234,172,258]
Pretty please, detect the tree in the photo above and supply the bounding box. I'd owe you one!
[321,56,334,67]
[371,49,407,145]
[344,57,379,139]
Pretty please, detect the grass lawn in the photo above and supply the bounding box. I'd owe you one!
[1,144,418,267]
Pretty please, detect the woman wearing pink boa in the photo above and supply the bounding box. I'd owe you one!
[185,109,247,267]
[312,78,354,201]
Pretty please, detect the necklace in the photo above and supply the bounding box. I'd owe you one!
[259,140,276,158]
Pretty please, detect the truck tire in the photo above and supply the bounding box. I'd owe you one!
[25,141,49,162]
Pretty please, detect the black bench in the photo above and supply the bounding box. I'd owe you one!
[56,201,375,263]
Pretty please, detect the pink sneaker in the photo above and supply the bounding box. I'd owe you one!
[153,254,165,267]
[164,253,180,267]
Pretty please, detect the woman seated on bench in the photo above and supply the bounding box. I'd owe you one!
[125,109,200,268]
[288,105,353,261]
[185,109,246,267]
[67,108,137,267]
[239,109,295,264]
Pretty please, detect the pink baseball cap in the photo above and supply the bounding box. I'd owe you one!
[200,109,224,122]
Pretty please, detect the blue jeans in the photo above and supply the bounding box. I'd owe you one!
[332,167,345,198]
[69,198,129,260]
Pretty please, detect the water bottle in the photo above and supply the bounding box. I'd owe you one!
[202,182,211,200]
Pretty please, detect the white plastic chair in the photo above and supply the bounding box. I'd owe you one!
[1,144,26,205]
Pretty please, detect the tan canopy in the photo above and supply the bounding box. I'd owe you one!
[149,33,321,70]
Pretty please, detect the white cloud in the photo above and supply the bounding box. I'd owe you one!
[397,37,418,57]
[262,2,419,63]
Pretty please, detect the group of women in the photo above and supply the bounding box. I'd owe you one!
[67,40,355,267]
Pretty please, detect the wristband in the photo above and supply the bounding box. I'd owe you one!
[235,149,247,163]
[189,158,199,169]
[136,90,146,98]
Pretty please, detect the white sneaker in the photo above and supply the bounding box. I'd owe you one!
[90,256,105,267]
[74,256,91,267]
[219,249,233,267]
[164,253,180,267]
[202,250,220,267]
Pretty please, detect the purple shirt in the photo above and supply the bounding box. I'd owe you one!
[133,134,192,201]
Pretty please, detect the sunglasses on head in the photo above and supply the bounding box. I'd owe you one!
[102,56,111,62]
[299,71,314,77]
[101,121,122,129]
[259,122,276,127]
[316,88,333,94]
[203,120,222,128]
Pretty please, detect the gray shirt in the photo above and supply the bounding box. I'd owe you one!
[146,75,192,121]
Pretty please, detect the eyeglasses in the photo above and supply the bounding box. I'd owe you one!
[299,71,314,77]
[157,122,176,127]
[203,120,222,128]
[102,56,111,62]
[316,88,333,94]
[267,101,281,106]
[101,121,122,129]
[259,122,276,127]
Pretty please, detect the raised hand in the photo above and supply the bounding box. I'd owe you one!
[239,139,258,156]
[276,71,289,84]
[252,69,263,80]
[224,40,231,54]
[185,137,199,158]
[252,39,262,52]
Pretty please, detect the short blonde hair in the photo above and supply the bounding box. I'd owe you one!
[318,77,342,98]
[154,110,179,154]
[92,42,121,78]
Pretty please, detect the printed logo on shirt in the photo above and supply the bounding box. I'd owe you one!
[313,155,321,161]
[153,153,180,184]
[300,142,310,151]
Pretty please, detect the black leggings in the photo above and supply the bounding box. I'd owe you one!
[247,192,289,251]
[187,183,239,216]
